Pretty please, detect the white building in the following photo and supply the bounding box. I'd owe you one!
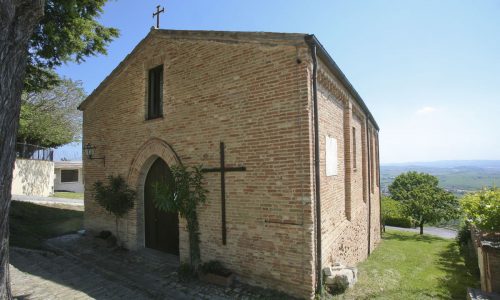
[54,161,83,193]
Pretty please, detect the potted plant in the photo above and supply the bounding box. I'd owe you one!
[199,260,234,287]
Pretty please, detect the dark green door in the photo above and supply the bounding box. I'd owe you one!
[144,158,179,255]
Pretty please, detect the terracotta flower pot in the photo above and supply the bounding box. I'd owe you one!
[200,272,234,287]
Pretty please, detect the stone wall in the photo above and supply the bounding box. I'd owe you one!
[82,30,316,298]
[11,159,54,197]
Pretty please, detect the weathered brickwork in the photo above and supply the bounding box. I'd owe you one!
[316,61,381,269]
[80,29,380,299]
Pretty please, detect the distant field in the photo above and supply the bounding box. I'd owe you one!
[438,171,500,191]
[381,161,500,196]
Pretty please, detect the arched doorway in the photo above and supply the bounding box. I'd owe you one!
[144,158,179,255]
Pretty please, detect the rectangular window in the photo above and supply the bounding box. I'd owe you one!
[352,127,357,170]
[147,65,163,119]
[61,169,79,183]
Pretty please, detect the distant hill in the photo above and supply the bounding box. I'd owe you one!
[381,160,500,196]
[383,160,500,169]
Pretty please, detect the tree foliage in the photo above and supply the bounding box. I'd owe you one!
[18,77,84,148]
[93,175,135,244]
[152,165,208,268]
[25,0,119,92]
[389,171,459,234]
[461,187,500,232]
[381,196,414,230]
[381,196,402,222]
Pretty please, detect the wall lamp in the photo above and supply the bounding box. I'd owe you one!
[83,143,105,165]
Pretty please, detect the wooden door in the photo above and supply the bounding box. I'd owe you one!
[144,158,179,255]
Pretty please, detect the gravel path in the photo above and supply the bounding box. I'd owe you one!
[386,226,457,239]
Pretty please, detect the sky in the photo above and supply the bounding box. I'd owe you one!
[55,0,500,163]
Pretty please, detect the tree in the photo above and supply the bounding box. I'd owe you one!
[93,176,135,246]
[388,171,459,235]
[0,1,117,297]
[25,1,119,92]
[152,165,208,270]
[18,77,84,148]
[461,187,500,232]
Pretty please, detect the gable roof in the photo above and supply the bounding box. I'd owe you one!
[78,28,379,130]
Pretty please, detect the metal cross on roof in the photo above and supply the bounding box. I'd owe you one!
[152,5,165,28]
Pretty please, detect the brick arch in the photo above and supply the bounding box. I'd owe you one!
[125,138,182,250]
[127,138,182,188]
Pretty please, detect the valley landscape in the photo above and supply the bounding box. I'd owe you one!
[381,160,500,197]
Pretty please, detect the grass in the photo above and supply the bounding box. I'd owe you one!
[330,230,479,300]
[51,192,84,199]
[10,201,83,249]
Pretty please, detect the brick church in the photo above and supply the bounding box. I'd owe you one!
[79,29,381,299]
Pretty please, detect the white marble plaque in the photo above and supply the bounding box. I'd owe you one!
[326,136,338,176]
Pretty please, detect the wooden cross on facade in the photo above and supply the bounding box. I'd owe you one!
[152,5,165,28]
[202,142,246,245]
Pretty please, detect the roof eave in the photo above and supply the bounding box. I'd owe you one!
[305,34,380,131]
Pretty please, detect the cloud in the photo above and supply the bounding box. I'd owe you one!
[416,106,437,115]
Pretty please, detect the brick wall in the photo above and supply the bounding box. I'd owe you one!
[82,30,316,298]
[81,30,381,299]
[316,60,381,269]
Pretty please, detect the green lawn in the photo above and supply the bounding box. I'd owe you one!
[52,191,84,199]
[331,230,479,300]
[10,201,83,249]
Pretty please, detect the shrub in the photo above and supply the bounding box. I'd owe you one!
[457,222,471,247]
[200,260,231,276]
[93,175,135,245]
[385,216,415,228]
[382,197,415,229]
[461,187,500,232]
[456,222,480,277]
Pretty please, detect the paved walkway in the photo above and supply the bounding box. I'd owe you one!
[386,226,457,239]
[12,194,83,206]
[11,247,150,299]
[10,234,294,299]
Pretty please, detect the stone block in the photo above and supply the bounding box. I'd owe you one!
[324,266,358,289]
